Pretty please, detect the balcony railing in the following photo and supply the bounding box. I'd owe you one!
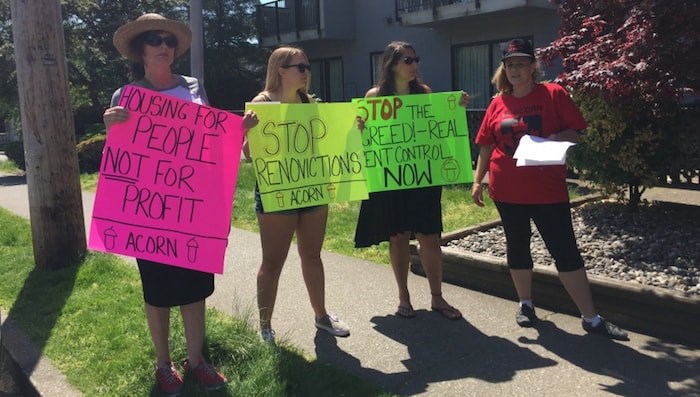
[256,0,320,41]
[396,0,469,14]
[397,0,559,26]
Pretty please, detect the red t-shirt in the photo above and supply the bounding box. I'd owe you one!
[475,83,586,204]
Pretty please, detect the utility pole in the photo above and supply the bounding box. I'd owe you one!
[190,0,204,81]
[10,0,86,268]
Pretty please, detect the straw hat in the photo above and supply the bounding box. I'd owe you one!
[113,13,192,62]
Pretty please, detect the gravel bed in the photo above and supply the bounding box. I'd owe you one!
[446,200,700,296]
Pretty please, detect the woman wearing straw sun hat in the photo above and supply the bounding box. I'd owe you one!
[103,13,257,396]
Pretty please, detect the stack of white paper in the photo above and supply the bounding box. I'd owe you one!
[513,135,576,166]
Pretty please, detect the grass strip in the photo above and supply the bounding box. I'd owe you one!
[0,208,391,397]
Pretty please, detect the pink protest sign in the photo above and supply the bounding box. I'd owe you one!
[88,85,244,274]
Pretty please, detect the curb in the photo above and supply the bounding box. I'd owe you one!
[409,195,700,347]
[0,309,82,397]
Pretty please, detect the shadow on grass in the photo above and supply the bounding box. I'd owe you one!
[519,320,700,396]
[365,311,556,395]
[3,264,78,374]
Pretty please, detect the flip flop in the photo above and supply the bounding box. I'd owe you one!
[431,305,462,320]
[396,304,415,318]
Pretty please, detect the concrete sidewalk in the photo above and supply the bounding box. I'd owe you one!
[1,175,699,396]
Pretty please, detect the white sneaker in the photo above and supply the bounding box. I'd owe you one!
[315,314,350,337]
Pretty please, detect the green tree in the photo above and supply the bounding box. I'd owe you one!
[202,0,268,111]
[540,0,699,210]
[61,0,189,135]
[0,1,18,123]
[0,1,268,134]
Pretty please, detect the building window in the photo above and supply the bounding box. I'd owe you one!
[453,37,532,109]
[309,57,343,102]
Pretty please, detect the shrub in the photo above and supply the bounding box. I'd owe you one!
[77,134,106,174]
[4,140,25,170]
[540,0,699,210]
[80,123,107,140]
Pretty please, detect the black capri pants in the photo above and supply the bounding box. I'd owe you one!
[494,201,585,272]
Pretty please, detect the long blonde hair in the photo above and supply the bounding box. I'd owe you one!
[263,46,310,95]
[491,61,544,95]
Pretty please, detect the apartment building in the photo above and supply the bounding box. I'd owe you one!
[255,0,561,110]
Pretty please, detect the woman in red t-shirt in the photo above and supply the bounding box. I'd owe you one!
[471,39,628,340]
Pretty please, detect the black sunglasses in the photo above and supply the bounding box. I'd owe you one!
[282,63,311,73]
[143,34,178,48]
[401,56,421,65]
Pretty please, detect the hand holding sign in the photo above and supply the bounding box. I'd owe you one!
[353,91,473,192]
[89,85,245,274]
[245,102,368,212]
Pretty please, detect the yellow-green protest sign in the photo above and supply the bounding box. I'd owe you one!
[353,91,472,192]
[245,102,368,212]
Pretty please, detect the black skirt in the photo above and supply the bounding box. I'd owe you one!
[354,186,443,248]
[137,259,214,307]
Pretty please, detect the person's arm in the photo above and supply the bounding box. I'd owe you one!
[242,94,270,162]
[102,106,130,132]
[471,145,493,207]
[459,90,470,107]
[356,87,380,131]
[241,110,259,162]
[102,88,129,133]
[549,84,586,143]
[241,139,252,162]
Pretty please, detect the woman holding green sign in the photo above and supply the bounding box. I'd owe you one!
[354,41,466,321]
[243,46,350,343]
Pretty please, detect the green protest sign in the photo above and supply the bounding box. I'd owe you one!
[353,91,472,192]
[245,102,368,211]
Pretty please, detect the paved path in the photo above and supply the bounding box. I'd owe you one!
[0,174,699,396]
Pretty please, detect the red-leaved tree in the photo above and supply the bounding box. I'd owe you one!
[540,0,699,210]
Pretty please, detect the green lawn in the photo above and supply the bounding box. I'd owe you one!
[0,158,21,173]
[0,208,392,397]
[0,158,395,396]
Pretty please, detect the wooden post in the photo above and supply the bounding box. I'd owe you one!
[10,0,86,268]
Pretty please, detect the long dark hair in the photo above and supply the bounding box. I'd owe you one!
[376,41,426,96]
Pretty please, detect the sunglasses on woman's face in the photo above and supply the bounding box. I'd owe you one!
[282,63,311,73]
[144,34,178,48]
[401,56,420,65]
